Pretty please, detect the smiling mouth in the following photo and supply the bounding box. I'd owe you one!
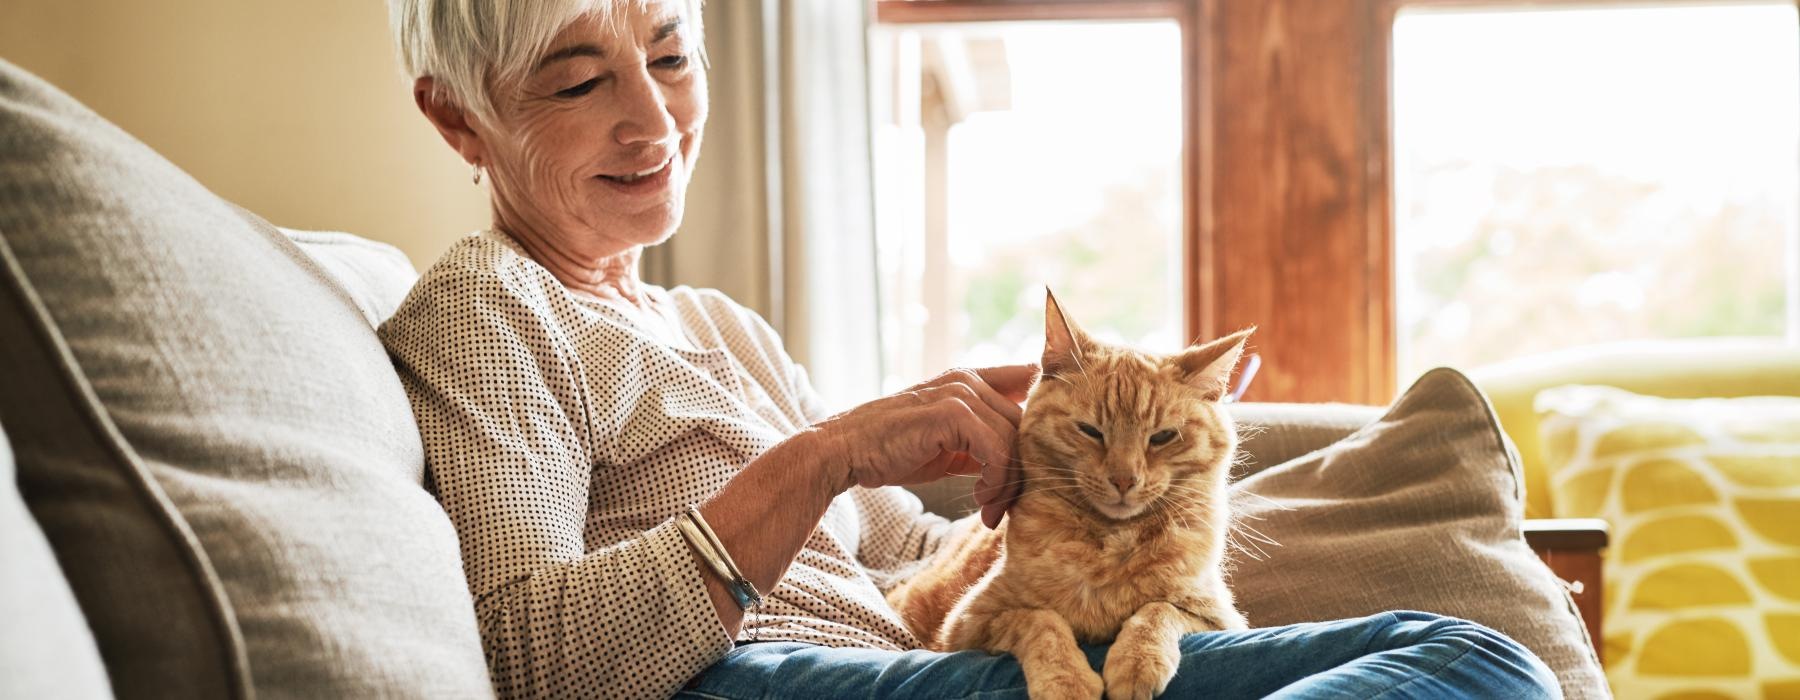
[599,156,672,184]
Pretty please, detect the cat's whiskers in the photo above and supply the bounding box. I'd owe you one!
[1161,483,1223,504]
[1009,470,1089,483]
[1224,538,1270,562]
[1013,458,1084,473]
[1224,520,1282,562]
[1230,490,1294,513]
[1022,478,1087,489]
[1146,480,1284,563]
[1010,474,1099,495]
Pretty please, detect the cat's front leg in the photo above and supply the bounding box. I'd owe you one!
[1102,601,1187,700]
[957,607,1102,700]
[1103,594,1248,700]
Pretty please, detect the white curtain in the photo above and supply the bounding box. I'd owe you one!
[650,0,883,410]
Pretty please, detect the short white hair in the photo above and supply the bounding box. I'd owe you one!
[388,0,704,124]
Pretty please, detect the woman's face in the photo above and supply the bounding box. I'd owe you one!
[480,1,706,254]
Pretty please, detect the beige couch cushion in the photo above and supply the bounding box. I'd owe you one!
[1231,368,1607,698]
[0,59,492,697]
[0,422,112,699]
[283,228,420,327]
[1228,401,1383,476]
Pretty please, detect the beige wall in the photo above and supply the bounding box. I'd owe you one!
[3,0,490,270]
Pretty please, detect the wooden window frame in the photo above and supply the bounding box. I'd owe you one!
[877,0,1795,405]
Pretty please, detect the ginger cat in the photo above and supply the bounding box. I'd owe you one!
[887,291,1252,700]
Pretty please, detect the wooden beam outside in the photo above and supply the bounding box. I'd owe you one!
[1195,0,1392,404]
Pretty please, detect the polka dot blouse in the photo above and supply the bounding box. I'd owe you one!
[380,231,958,699]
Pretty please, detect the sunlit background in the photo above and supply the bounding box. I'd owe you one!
[871,5,1799,394]
[1392,3,1800,384]
[870,21,1183,392]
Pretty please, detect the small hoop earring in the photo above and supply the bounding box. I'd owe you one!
[472,163,484,185]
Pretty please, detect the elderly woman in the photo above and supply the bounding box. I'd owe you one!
[379,1,1561,698]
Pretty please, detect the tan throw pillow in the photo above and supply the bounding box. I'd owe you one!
[1231,368,1608,699]
[1537,385,1800,699]
[0,59,492,696]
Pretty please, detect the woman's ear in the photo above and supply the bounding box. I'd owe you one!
[413,77,488,166]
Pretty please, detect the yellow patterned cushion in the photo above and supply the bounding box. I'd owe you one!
[1537,386,1800,699]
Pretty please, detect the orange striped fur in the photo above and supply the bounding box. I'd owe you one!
[887,292,1253,700]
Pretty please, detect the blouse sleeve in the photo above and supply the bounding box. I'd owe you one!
[381,265,732,700]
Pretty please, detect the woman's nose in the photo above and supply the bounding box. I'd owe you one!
[612,69,677,146]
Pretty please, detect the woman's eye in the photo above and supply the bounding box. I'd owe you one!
[653,54,690,70]
[1076,422,1104,442]
[1149,429,1178,446]
[556,78,600,98]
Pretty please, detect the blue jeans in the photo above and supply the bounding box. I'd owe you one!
[677,611,1559,699]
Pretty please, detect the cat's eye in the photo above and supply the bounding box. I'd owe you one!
[1076,422,1104,442]
[1149,429,1178,446]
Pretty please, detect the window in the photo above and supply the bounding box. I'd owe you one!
[868,18,1185,391]
[861,1,1795,404]
[1392,3,1800,383]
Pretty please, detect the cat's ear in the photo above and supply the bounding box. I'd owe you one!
[1174,327,1254,401]
[1042,288,1088,379]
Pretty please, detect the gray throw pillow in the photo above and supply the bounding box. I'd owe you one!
[0,59,492,697]
[1230,368,1609,698]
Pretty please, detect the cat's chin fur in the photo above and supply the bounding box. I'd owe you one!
[1090,499,1149,521]
[1070,489,1159,523]
[1023,475,1218,552]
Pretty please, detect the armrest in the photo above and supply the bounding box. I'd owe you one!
[1523,518,1609,664]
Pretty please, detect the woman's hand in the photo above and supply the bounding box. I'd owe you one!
[810,365,1036,528]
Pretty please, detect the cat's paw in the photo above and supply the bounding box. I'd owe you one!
[1026,666,1104,700]
[1102,643,1178,700]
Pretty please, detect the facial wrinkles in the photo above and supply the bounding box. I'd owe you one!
[489,118,633,290]
[498,110,574,224]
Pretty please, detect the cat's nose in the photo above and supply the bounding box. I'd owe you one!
[1110,474,1139,496]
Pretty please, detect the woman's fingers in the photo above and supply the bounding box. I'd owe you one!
[972,364,1039,403]
[825,365,1037,491]
[952,369,1026,427]
[919,384,1016,457]
[925,395,1011,471]
[921,367,1035,425]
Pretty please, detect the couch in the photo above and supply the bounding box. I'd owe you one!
[0,58,1608,698]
